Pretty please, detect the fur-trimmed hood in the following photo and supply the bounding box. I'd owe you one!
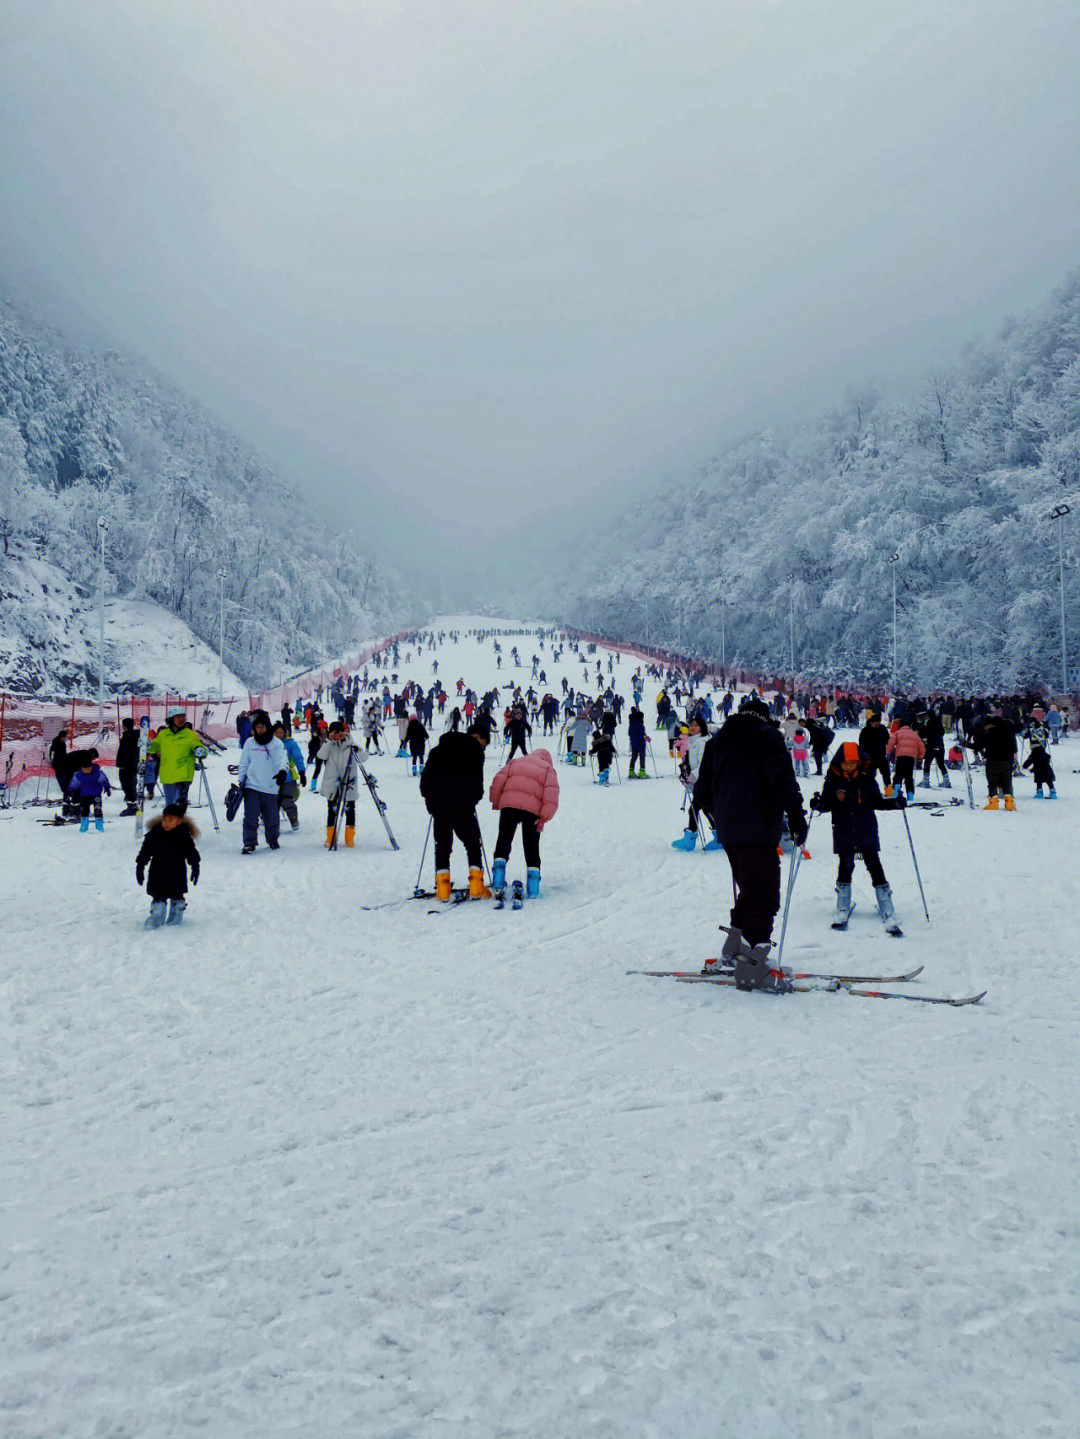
[144,814,201,839]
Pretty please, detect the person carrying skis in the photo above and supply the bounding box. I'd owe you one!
[1022,739,1056,799]
[317,721,360,847]
[136,803,200,928]
[419,722,491,899]
[488,747,560,898]
[272,720,306,831]
[809,741,906,928]
[237,710,288,853]
[67,756,112,832]
[693,697,807,988]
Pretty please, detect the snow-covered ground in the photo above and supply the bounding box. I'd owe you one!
[2,621,1076,1438]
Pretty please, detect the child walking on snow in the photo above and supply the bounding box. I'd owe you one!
[1022,742,1057,799]
[67,758,112,832]
[810,741,906,926]
[136,803,201,928]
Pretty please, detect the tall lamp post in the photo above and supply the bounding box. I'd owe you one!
[786,571,796,675]
[888,552,900,692]
[720,598,727,672]
[1048,505,1070,694]
[97,516,109,736]
[217,567,228,700]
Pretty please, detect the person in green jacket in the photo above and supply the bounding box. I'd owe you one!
[149,707,206,813]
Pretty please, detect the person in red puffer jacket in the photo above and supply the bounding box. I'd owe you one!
[488,747,560,898]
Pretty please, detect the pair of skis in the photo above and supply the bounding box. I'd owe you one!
[831,901,902,938]
[629,961,984,1005]
[327,747,399,851]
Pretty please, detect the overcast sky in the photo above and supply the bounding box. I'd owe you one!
[2,0,1079,569]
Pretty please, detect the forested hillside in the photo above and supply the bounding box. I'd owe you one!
[553,273,1080,692]
[0,298,411,691]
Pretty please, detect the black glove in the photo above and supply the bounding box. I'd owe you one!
[190,866,199,885]
[275,770,287,786]
[809,793,823,812]
[789,818,808,848]
[894,791,907,809]
[136,866,145,886]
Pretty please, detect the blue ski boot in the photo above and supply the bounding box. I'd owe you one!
[492,857,507,892]
[79,816,90,833]
[526,867,541,899]
[671,828,697,851]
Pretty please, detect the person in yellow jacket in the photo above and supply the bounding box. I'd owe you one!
[149,707,206,812]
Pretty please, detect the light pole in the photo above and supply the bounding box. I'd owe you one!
[720,599,726,672]
[217,567,227,700]
[1048,505,1070,694]
[97,516,109,735]
[888,552,900,692]
[786,571,796,674]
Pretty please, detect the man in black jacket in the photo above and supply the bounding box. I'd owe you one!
[116,716,142,815]
[694,698,808,988]
[857,712,891,793]
[419,723,490,899]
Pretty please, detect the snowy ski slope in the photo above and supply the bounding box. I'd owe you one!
[2,619,1076,1438]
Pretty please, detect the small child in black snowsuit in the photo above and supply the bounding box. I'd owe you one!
[810,742,905,925]
[1022,743,1057,798]
[136,804,201,928]
[590,730,615,785]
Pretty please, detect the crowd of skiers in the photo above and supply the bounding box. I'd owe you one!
[42,626,1072,937]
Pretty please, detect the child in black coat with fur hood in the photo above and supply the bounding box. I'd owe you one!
[137,803,201,929]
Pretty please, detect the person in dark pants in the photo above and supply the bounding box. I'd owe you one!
[420,723,490,899]
[405,713,429,776]
[237,710,288,853]
[981,710,1018,810]
[694,697,807,989]
[116,716,141,815]
[627,706,648,778]
[488,747,560,898]
[857,712,891,793]
[504,705,532,759]
[810,741,906,924]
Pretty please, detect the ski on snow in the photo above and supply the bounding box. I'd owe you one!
[628,969,984,1005]
[629,962,926,984]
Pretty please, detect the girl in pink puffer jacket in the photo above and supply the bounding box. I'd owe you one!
[489,747,560,898]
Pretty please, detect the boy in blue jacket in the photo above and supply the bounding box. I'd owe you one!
[68,759,112,832]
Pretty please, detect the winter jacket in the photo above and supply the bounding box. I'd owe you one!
[405,718,428,754]
[281,736,306,782]
[590,732,615,768]
[67,765,112,799]
[693,712,807,849]
[627,708,646,745]
[791,729,810,763]
[813,752,901,854]
[1022,748,1055,785]
[981,716,1017,763]
[419,732,486,816]
[317,738,360,801]
[886,725,925,761]
[489,749,560,831]
[858,721,890,770]
[136,815,201,899]
[149,724,203,784]
[567,715,591,754]
[238,735,289,795]
[116,728,141,771]
[676,732,709,781]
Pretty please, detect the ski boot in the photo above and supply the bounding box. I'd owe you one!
[671,828,697,851]
[1035,786,1044,798]
[984,796,999,810]
[1048,787,1058,799]
[468,866,492,899]
[722,926,787,992]
[344,826,355,848]
[597,769,610,785]
[940,774,951,789]
[702,835,723,852]
[435,870,453,901]
[834,881,853,922]
[918,777,931,789]
[411,762,418,776]
[166,899,186,926]
[1004,795,1016,811]
[526,867,541,899]
[79,817,90,833]
[874,884,896,921]
[95,817,104,832]
[492,857,507,892]
[145,900,167,929]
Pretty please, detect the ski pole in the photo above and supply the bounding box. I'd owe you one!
[613,752,622,784]
[414,814,432,895]
[901,806,931,923]
[775,812,812,969]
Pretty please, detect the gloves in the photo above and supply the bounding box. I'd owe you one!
[298,775,307,788]
[809,793,823,812]
[789,819,808,848]
[136,866,145,886]
[275,770,288,786]
[194,746,208,759]
[190,866,199,885]
[894,791,907,809]
[884,784,894,797]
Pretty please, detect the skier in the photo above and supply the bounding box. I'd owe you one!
[419,722,491,899]
[917,708,950,788]
[504,704,532,760]
[237,710,288,853]
[809,742,906,929]
[590,727,615,785]
[671,715,718,850]
[405,713,429,775]
[1021,739,1056,799]
[136,803,200,928]
[886,720,925,801]
[488,747,560,898]
[626,705,648,778]
[693,697,807,987]
[115,716,141,815]
[67,757,112,832]
[272,720,307,831]
[318,721,359,847]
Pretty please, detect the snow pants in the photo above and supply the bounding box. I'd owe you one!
[725,843,781,948]
[629,741,646,771]
[162,780,191,811]
[508,737,529,760]
[836,849,887,887]
[118,767,138,804]
[922,745,947,780]
[75,796,105,820]
[243,788,280,848]
[985,759,1014,798]
[433,809,482,871]
[494,808,541,869]
[892,756,916,793]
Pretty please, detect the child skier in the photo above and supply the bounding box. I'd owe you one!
[1022,741,1057,799]
[590,728,615,784]
[810,741,907,927]
[672,716,719,850]
[136,803,200,927]
[67,757,112,832]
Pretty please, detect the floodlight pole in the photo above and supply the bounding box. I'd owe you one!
[1048,506,1070,694]
[786,571,796,674]
[218,567,227,699]
[97,516,109,735]
[888,552,900,692]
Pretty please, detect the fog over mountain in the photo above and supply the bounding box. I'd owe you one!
[2,0,1079,590]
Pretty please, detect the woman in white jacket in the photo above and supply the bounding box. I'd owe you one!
[318,721,360,847]
[237,711,289,854]
[671,716,720,852]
